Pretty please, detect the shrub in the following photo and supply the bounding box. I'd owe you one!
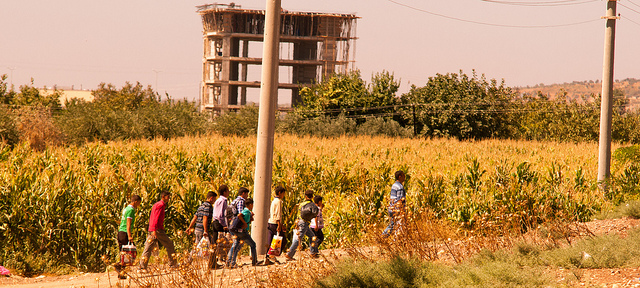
[278,113,357,137]
[13,107,63,151]
[55,97,208,144]
[0,106,19,147]
[356,118,412,137]
[212,105,259,136]
[622,201,640,219]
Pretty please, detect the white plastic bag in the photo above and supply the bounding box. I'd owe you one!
[196,236,211,258]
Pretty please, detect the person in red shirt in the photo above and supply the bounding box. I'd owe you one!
[139,190,177,270]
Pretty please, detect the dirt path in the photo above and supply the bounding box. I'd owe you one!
[2,218,640,288]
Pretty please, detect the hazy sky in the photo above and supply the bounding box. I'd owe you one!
[1,0,639,103]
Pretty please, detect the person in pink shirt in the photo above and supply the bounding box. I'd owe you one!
[210,185,230,268]
[139,190,177,270]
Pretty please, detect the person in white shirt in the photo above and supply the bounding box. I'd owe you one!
[265,186,286,264]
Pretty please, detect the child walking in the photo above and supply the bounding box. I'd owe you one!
[310,195,324,253]
[226,198,260,267]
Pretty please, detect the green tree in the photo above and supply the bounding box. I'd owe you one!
[92,82,156,110]
[400,70,517,140]
[5,78,62,109]
[297,70,400,118]
[0,74,17,105]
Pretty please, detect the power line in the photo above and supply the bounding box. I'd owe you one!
[628,0,640,9]
[622,15,640,27]
[386,0,600,28]
[619,2,640,16]
[481,0,598,7]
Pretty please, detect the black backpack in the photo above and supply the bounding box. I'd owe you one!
[300,201,319,222]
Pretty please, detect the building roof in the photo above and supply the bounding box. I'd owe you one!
[196,3,359,19]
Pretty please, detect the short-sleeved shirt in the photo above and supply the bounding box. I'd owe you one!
[241,207,252,226]
[310,207,324,229]
[389,181,406,208]
[118,205,136,232]
[194,201,213,233]
[237,207,252,233]
[268,197,282,224]
[212,196,228,227]
[148,200,166,232]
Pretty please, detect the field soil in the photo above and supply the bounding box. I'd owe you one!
[2,218,640,288]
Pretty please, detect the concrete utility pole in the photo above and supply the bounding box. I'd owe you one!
[251,0,281,255]
[597,0,618,187]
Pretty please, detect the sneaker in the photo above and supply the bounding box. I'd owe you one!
[252,260,264,266]
[137,268,149,273]
[285,255,295,262]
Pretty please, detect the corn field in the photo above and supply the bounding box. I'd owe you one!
[1,134,638,274]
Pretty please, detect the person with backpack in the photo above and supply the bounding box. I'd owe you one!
[285,190,319,261]
[383,170,406,236]
[226,187,249,225]
[224,187,250,255]
[226,198,260,267]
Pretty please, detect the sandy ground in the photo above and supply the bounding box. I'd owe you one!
[2,218,640,288]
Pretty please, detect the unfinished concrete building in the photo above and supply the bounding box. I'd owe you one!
[197,3,358,112]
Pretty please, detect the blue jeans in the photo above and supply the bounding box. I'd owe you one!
[286,220,318,258]
[226,231,256,266]
[383,210,396,235]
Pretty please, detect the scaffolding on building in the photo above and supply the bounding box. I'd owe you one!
[197,3,358,112]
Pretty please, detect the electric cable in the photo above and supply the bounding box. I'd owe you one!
[619,2,640,16]
[481,0,598,6]
[622,15,640,27]
[627,0,640,9]
[386,0,600,28]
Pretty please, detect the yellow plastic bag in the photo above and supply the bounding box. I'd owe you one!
[267,234,282,256]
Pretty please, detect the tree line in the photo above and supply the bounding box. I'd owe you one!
[2,70,640,149]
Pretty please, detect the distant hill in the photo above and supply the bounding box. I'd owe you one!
[516,78,640,111]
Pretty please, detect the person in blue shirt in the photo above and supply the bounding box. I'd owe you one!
[226,198,261,267]
[383,170,406,236]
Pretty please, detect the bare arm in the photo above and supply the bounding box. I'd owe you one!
[186,214,197,234]
[126,218,133,241]
[238,215,248,229]
[202,216,209,235]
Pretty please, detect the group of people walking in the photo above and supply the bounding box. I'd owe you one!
[113,170,405,277]
[114,183,328,276]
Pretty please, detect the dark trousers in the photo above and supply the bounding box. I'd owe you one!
[117,231,129,251]
[313,228,324,248]
[267,223,287,255]
[210,220,226,264]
